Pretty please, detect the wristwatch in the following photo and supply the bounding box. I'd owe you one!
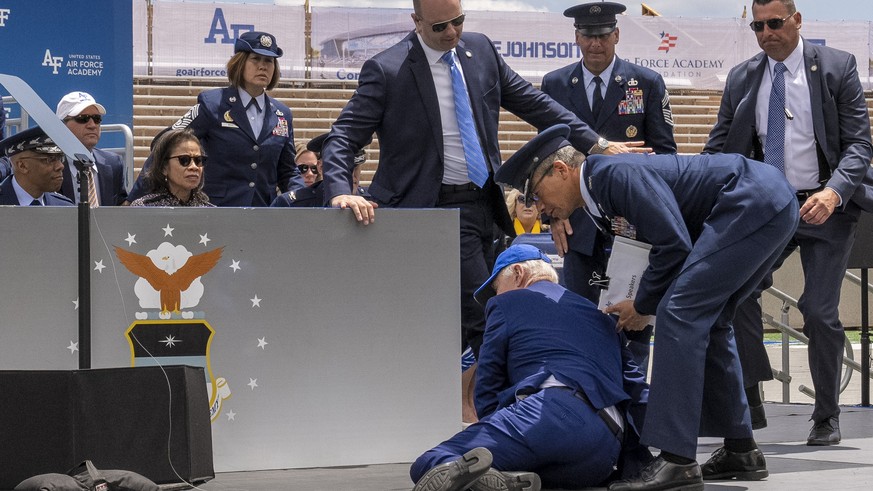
[589,137,610,154]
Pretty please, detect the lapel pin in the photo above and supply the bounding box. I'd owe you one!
[224,111,233,122]
[810,64,818,72]
[229,96,237,103]
[465,50,472,58]
[572,76,579,85]
[628,78,639,86]
[614,75,622,84]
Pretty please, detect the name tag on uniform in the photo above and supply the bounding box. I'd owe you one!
[221,122,240,129]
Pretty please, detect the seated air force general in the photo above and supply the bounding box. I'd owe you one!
[127,31,303,206]
[410,244,650,491]
[129,129,213,207]
[0,127,74,206]
[495,125,800,491]
[56,91,129,206]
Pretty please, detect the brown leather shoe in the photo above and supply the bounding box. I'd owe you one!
[807,416,841,446]
[413,447,493,491]
[607,456,703,491]
[469,469,541,491]
[701,447,768,480]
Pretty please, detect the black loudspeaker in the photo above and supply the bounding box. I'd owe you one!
[0,366,213,489]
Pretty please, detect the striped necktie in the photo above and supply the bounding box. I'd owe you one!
[86,169,100,208]
[441,50,489,188]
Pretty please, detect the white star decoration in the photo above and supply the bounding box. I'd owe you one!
[250,295,262,308]
[226,410,236,421]
[125,233,136,246]
[73,299,79,310]
[161,335,181,348]
[94,260,106,273]
[230,260,241,272]
[162,224,174,236]
[247,378,258,390]
[257,337,268,349]
[199,233,211,246]
[66,341,79,354]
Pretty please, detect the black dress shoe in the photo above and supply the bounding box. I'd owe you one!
[607,456,703,491]
[701,447,768,480]
[413,447,493,491]
[470,469,541,491]
[807,416,841,446]
[750,403,767,430]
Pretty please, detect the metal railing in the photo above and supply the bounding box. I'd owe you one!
[763,273,873,404]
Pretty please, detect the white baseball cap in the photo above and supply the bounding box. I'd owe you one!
[56,91,107,119]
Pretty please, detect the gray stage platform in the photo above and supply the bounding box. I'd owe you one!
[194,403,873,491]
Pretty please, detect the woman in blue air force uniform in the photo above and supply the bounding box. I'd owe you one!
[128,31,303,206]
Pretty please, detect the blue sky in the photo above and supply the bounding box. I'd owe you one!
[225,0,873,22]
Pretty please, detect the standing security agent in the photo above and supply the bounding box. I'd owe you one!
[704,0,873,445]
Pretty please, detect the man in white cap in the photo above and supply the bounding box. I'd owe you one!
[0,127,74,206]
[56,91,127,206]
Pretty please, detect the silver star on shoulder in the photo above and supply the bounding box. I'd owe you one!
[250,295,262,308]
[125,233,136,246]
[94,260,106,273]
[230,259,241,272]
[199,233,211,245]
[161,335,181,348]
[226,410,236,421]
[73,298,79,310]
[163,224,174,236]
[247,378,258,390]
[67,341,79,353]
[257,337,268,349]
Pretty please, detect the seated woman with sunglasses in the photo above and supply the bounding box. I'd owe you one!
[129,129,213,207]
[505,188,546,236]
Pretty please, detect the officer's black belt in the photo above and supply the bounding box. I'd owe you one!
[796,186,825,202]
[551,386,624,442]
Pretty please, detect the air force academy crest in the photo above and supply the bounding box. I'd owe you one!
[116,241,231,421]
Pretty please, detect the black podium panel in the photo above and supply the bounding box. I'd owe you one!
[0,366,213,489]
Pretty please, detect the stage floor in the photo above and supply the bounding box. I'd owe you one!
[194,403,873,491]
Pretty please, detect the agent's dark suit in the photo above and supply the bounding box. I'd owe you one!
[410,280,649,489]
[0,97,6,140]
[704,39,873,423]
[543,56,676,372]
[321,31,600,350]
[582,152,798,459]
[0,176,74,206]
[128,87,302,207]
[60,148,128,206]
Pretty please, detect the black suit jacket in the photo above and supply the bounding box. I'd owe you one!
[60,148,128,206]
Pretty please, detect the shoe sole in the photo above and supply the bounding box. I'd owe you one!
[807,439,841,446]
[703,469,769,481]
[414,448,493,491]
[470,469,541,491]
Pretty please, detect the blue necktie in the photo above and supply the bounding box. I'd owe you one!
[30,199,41,206]
[591,76,604,115]
[764,62,787,173]
[441,50,489,188]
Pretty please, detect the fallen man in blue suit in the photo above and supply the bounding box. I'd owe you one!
[410,244,650,491]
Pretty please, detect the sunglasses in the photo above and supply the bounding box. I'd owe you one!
[420,13,465,33]
[516,194,538,205]
[298,164,319,175]
[171,155,206,167]
[749,13,794,32]
[66,114,103,125]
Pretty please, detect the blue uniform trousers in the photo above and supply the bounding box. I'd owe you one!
[733,208,857,422]
[410,388,620,489]
[642,203,799,459]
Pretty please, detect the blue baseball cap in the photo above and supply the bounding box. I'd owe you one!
[474,244,551,305]
[235,31,283,58]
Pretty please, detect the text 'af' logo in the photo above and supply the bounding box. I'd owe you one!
[658,32,678,53]
[42,49,64,74]
[0,9,11,27]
